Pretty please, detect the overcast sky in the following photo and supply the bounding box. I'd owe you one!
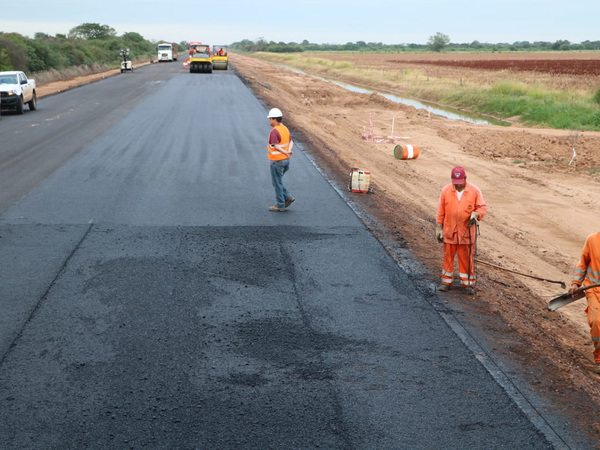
[1,0,597,46]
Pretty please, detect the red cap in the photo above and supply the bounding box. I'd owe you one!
[451,166,466,184]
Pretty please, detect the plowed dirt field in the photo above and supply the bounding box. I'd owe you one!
[229,52,600,443]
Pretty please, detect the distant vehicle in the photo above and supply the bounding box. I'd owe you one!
[188,42,212,73]
[0,71,37,114]
[212,45,228,70]
[157,43,178,62]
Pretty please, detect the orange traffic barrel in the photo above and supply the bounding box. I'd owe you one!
[394,144,419,160]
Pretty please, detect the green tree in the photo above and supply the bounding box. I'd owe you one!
[68,23,116,40]
[551,39,570,50]
[0,34,29,71]
[427,32,450,52]
[251,38,268,52]
[121,32,145,43]
[0,48,11,71]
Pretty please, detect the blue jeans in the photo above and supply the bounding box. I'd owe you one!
[270,159,291,208]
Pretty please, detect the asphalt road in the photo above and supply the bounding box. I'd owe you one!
[0,62,572,448]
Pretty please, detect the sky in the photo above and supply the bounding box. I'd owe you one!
[0,0,598,46]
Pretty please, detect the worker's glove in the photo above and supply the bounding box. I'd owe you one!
[435,224,443,243]
[468,211,479,227]
[569,283,580,296]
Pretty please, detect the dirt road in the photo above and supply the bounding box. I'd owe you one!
[228,53,600,440]
[37,54,600,439]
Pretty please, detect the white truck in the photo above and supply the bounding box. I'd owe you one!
[157,43,178,62]
[0,71,37,115]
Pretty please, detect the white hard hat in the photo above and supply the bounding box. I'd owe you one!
[267,108,283,118]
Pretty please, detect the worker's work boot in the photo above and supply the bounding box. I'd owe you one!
[465,287,475,295]
[595,363,600,374]
[269,205,286,212]
[438,284,450,292]
[285,196,295,208]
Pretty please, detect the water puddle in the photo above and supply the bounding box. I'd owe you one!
[276,64,510,126]
[330,80,509,126]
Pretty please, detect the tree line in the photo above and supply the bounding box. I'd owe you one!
[0,23,185,73]
[1,23,599,75]
[230,33,600,53]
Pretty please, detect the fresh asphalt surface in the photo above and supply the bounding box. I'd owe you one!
[0,62,572,448]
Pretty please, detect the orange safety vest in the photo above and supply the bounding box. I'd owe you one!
[573,232,600,290]
[436,182,487,245]
[267,124,291,161]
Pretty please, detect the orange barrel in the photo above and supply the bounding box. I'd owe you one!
[394,144,419,160]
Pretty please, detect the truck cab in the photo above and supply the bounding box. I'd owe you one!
[157,43,177,62]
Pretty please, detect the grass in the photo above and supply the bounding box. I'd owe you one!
[33,63,113,84]
[251,52,600,131]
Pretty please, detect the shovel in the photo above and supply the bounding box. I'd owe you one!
[547,284,600,311]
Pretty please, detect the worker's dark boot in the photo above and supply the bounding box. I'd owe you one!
[465,287,475,295]
[438,284,450,292]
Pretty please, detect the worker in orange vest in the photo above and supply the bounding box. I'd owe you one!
[569,231,600,373]
[436,166,487,294]
[266,107,294,212]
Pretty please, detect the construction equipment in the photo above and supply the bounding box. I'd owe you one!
[547,284,600,311]
[348,168,372,193]
[120,48,133,73]
[188,42,212,73]
[212,45,228,70]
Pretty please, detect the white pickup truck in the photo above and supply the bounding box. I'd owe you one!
[0,71,37,114]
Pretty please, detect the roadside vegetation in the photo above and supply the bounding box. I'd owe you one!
[0,23,184,83]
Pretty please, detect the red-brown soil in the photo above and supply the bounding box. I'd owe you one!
[399,59,600,76]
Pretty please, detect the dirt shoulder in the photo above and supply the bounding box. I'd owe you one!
[229,53,600,443]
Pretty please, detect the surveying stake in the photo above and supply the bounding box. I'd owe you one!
[361,113,409,144]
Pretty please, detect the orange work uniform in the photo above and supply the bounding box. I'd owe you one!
[572,231,600,363]
[267,124,291,161]
[436,182,487,288]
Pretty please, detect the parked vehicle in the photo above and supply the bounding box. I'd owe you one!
[0,71,37,114]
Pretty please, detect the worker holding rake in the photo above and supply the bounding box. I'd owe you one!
[569,231,600,373]
[436,166,487,295]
